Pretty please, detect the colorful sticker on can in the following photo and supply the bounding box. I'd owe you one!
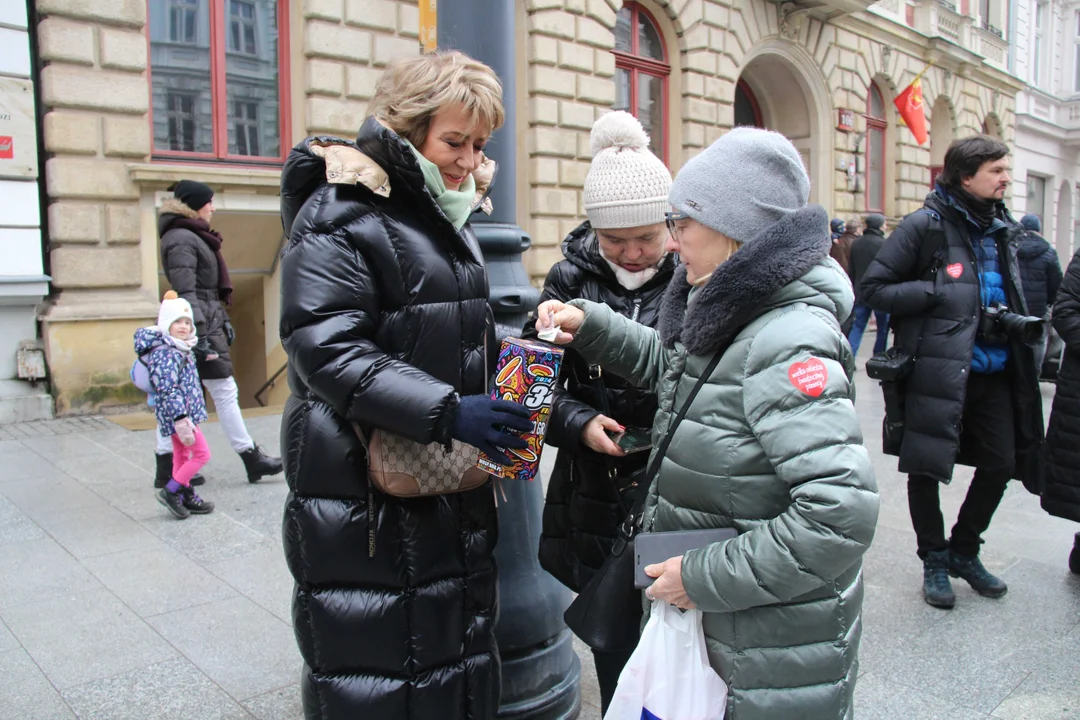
[477,337,564,481]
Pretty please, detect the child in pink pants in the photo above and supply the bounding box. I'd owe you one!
[134,291,215,519]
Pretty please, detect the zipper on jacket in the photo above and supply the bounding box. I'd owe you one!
[630,296,642,323]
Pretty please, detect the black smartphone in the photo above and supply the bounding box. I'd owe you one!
[608,426,652,454]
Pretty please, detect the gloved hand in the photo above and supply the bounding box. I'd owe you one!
[174,417,196,447]
[193,337,212,361]
[452,395,532,466]
[224,320,235,346]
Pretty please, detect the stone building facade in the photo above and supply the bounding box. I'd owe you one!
[28,0,1021,415]
[1011,0,1080,262]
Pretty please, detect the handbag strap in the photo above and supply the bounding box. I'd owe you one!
[623,348,725,531]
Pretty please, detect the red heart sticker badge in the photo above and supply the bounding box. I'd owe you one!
[946,263,963,279]
[788,358,828,398]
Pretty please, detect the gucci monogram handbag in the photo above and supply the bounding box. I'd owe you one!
[351,422,490,498]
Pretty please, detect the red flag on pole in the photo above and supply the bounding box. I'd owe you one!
[894,75,928,145]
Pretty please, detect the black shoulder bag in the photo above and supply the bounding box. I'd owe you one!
[563,350,724,653]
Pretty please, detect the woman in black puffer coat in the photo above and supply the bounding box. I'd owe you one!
[278,53,531,719]
[1043,244,1080,573]
[524,111,673,715]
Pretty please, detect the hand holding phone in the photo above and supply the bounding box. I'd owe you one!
[608,426,652,454]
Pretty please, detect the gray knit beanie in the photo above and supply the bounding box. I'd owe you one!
[583,111,672,229]
[669,127,810,244]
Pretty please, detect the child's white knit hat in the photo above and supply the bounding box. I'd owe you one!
[583,111,672,229]
[157,290,194,336]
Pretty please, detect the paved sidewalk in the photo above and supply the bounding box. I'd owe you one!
[0,359,1078,719]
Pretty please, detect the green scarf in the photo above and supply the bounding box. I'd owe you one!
[404,140,477,230]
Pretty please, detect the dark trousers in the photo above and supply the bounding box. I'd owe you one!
[593,647,635,715]
[908,371,1014,559]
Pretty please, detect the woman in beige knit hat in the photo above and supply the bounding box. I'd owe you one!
[523,110,674,714]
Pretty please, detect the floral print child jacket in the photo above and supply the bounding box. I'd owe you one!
[134,327,208,437]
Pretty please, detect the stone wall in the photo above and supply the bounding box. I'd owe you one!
[36,0,148,292]
[300,0,419,137]
[520,0,1021,283]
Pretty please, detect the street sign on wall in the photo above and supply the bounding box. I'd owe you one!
[0,77,37,179]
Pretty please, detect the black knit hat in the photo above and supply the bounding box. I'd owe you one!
[170,180,214,211]
[865,213,885,230]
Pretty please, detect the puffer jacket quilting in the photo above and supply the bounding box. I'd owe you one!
[567,206,879,720]
[1044,246,1080,523]
[278,119,499,719]
[860,190,1044,486]
[1017,230,1063,319]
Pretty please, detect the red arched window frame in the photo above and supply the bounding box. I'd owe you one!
[865,84,887,213]
[146,0,292,165]
[734,79,763,127]
[612,3,670,164]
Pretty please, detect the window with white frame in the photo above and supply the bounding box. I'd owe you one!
[1028,174,1047,228]
[1034,0,1046,87]
[1074,11,1080,92]
[169,0,198,44]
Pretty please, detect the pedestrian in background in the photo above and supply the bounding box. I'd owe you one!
[156,180,282,486]
[526,110,675,715]
[831,217,859,275]
[135,291,214,519]
[1017,214,1063,371]
[831,217,846,241]
[279,51,532,719]
[1041,243,1080,574]
[846,213,890,357]
[861,135,1044,609]
[538,127,878,720]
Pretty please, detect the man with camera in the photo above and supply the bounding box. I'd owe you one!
[861,136,1044,609]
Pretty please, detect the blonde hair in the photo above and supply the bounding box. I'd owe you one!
[368,51,505,147]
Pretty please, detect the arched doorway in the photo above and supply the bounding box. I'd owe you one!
[929,96,955,189]
[737,43,831,204]
[1056,180,1073,259]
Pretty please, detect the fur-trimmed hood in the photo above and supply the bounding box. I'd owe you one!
[157,197,201,237]
[659,204,853,355]
[280,129,496,238]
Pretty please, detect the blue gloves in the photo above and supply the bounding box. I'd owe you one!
[453,395,532,466]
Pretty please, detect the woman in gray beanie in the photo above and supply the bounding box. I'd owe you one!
[536,127,879,719]
[524,111,675,714]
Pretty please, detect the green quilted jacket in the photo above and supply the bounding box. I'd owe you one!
[568,206,879,720]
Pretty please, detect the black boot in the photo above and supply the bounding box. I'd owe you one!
[922,550,956,609]
[154,453,205,488]
[157,488,190,519]
[181,486,215,515]
[950,550,1008,598]
[1070,533,1080,575]
[240,445,282,483]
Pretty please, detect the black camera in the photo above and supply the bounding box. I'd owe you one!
[978,303,1044,347]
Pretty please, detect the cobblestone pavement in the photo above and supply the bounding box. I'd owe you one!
[0,350,1077,719]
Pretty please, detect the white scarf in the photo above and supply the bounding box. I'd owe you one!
[601,255,664,291]
[163,332,198,353]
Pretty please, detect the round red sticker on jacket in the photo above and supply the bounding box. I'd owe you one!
[946,263,963,279]
[788,358,827,397]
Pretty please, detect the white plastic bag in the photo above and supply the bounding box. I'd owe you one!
[604,600,728,720]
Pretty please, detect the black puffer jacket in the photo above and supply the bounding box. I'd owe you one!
[278,119,499,719]
[523,223,674,594]
[848,226,886,304]
[861,190,1044,486]
[159,199,232,379]
[1044,247,1080,522]
[1017,231,1063,319]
